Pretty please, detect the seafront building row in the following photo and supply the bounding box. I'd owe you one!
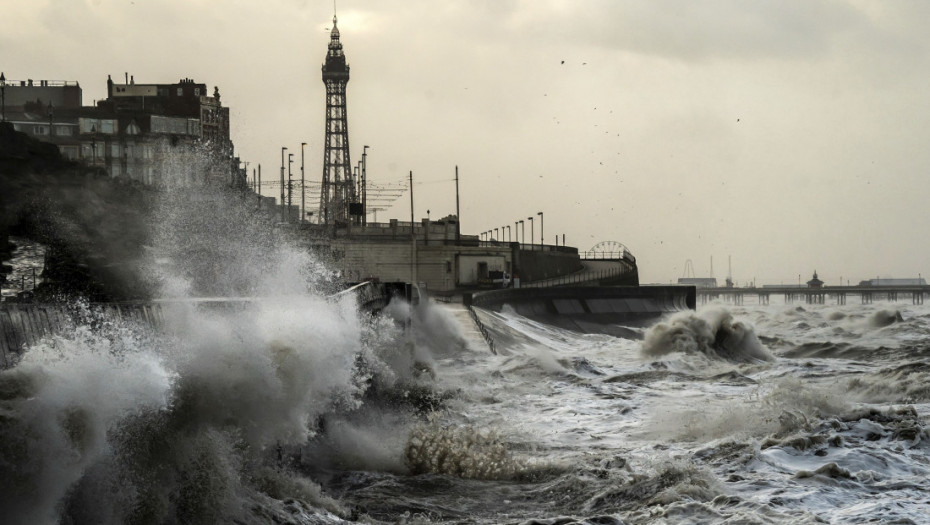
[0,14,644,296]
[0,73,245,188]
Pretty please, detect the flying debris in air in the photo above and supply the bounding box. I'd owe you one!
[561,60,565,64]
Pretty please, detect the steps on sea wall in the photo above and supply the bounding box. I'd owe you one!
[440,303,495,353]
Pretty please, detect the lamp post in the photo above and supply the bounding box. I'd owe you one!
[91,124,97,165]
[362,145,369,226]
[519,220,524,245]
[288,153,294,222]
[301,142,307,224]
[47,101,53,137]
[528,216,534,246]
[506,225,511,242]
[280,147,287,222]
[494,228,499,241]
[537,211,543,248]
[0,72,6,122]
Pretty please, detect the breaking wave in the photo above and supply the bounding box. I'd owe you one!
[641,307,774,363]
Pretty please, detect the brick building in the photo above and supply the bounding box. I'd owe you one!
[0,73,244,188]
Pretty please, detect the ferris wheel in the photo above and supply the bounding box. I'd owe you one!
[587,241,634,262]
[590,241,628,254]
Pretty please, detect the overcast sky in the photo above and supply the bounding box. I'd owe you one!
[4,1,930,284]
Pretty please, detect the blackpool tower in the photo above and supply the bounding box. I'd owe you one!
[319,14,358,227]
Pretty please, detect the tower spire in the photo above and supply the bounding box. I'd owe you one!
[320,9,356,228]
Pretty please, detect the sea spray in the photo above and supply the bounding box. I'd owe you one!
[641,307,773,363]
[405,416,526,480]
[0,323,174,524]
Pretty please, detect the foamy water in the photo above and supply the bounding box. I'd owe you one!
[4,287,930,523]
[3,180,929,522]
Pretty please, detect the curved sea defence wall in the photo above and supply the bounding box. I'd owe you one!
[466,285,696,335]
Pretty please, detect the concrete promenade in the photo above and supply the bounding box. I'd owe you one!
[697,285,930,305]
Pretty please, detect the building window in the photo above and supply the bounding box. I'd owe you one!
[177,87,183,96]
[194,87,200,96]
[55,125,72,136]
[34,125,48,136]
[101,120,115,134]
[60,146,79,160]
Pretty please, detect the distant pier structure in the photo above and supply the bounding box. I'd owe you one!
[320,13,359,227]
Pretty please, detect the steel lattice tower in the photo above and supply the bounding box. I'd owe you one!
[320,14,355,226]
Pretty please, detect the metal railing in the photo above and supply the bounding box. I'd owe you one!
[467,305,496,354]
[580,249,636,264]
[522,263,633,288]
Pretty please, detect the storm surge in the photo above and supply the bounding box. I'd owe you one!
[4,159,930,524]
[0,173,441,524]
[640,307,774,363]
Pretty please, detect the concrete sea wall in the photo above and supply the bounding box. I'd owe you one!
[466,285,696,336]
[0,303,164,369]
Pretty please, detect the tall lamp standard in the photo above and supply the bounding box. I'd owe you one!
[494,228,499,241]
[47,101,53,138]
[362,145,369,226]
[91,124,97,166]
[528,216,534,247]
[506,225,511,242]
[0,72,6,122]
[519,220,524,245]
[514,222,519,243]
[537,211,543,248]
[301,143,307,224]
[287,153,294,222]
[280,147,287,222]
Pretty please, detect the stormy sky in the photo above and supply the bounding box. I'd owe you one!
[4,1,930,285]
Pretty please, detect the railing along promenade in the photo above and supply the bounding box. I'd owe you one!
[696,285,930,306]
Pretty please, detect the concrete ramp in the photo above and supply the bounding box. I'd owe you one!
[466,285,695,337]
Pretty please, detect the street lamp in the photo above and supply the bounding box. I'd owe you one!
[91,124,97,165]
[537,212,543,248]
[280,147,287,222]
[288,153,294,221]
[362,145,369,226]
[0,72,6,122]
[528,216,534,246]
[301,142,307,224]
[47,101,53,138]
[506,225,511,242]
[519,220,524,245]
[494,228,499,241]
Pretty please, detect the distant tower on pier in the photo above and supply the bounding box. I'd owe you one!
[319,13,357,227]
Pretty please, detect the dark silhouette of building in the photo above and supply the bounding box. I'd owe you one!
[0,74,244,188]
[807,271,824,288]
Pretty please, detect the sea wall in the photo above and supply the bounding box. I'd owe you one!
[466,285,696,335]
[0,303,164,369]
[515,248,583,283]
